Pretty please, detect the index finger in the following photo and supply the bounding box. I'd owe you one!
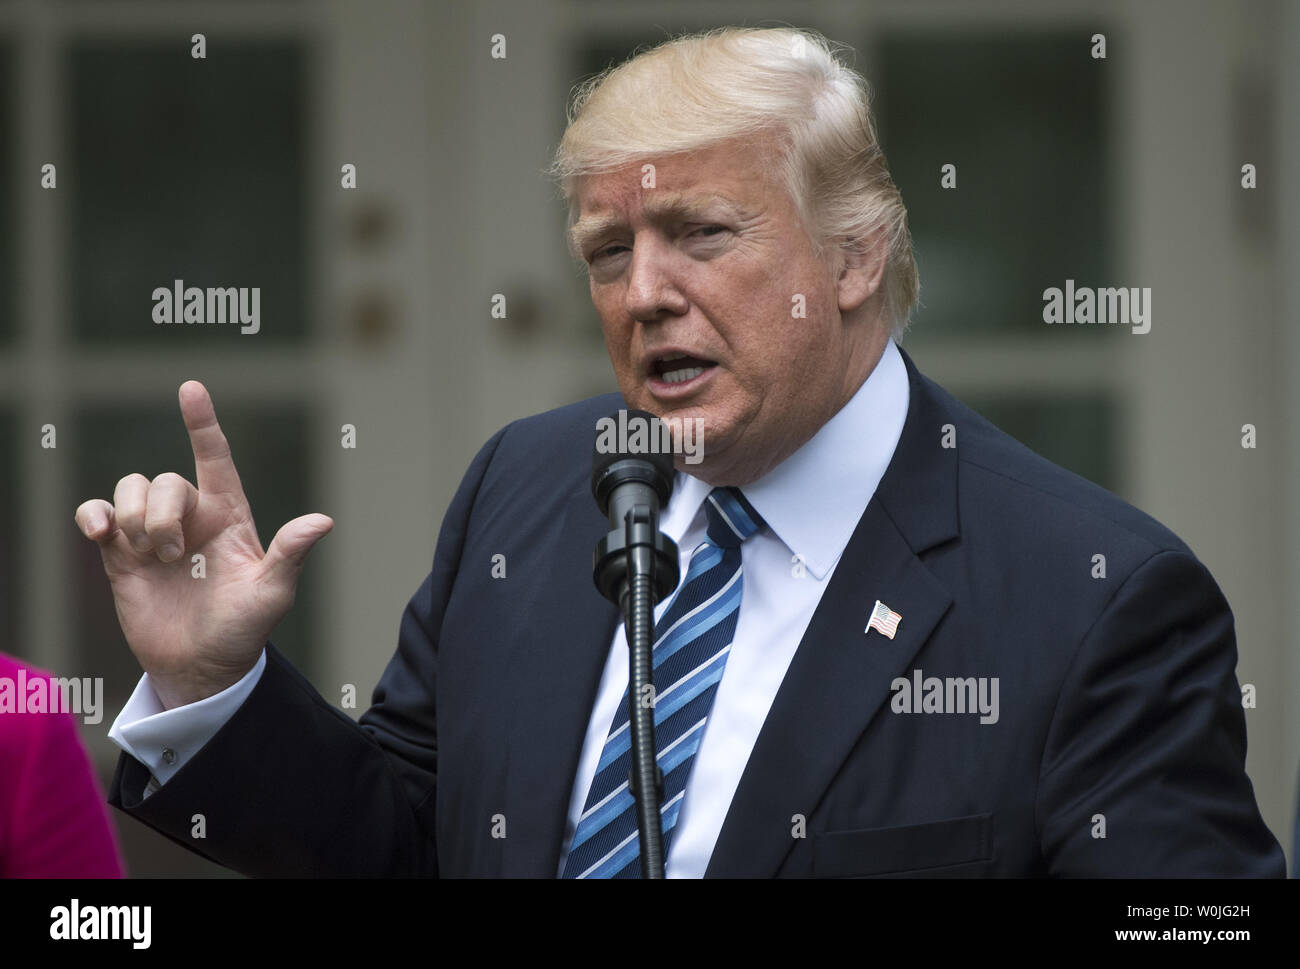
[178,380,246,500]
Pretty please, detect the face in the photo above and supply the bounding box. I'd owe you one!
[570,135,887,485]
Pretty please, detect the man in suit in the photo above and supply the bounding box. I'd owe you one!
[80,26,1283,877]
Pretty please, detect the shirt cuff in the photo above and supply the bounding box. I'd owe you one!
[107,650,267,795]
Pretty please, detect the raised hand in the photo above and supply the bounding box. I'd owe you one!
[74,381,333,709]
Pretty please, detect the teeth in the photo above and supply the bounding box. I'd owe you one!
[662,366,705,384]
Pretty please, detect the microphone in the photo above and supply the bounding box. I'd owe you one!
[590,410,680,607]
[590,410,681,878]
[591,414,674,535]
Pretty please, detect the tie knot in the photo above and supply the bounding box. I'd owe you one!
[704,487,764,548]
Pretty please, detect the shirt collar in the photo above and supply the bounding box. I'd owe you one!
[663,338,910,580]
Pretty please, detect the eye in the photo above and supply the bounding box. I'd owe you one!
[590,243,629,263]
[692,224,727,238]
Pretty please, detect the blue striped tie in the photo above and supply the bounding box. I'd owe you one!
[562,486,765,878]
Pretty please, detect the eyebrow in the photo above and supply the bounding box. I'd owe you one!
[567,193,747,258]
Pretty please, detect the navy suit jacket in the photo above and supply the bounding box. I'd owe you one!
[109,348,1285,877]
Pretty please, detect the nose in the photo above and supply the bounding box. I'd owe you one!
[624,236,689,322]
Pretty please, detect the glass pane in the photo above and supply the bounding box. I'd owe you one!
[69,402,315,715]
[876,31,1114,342]
[962,392,1119,494]
[0,40,13,344]
[67,41,307,345]
[0,412,18,657]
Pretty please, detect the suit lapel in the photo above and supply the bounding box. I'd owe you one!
[705,346,960,877]
[703,502,952,876]
[500,485,620,876]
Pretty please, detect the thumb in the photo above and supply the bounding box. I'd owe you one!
[262,513,334,584]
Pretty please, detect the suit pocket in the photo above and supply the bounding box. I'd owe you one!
[812,813,993,878]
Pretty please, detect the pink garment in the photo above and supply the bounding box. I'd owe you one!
[0,653,125,877]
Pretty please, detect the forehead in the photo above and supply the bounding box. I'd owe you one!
[568,138,786,246]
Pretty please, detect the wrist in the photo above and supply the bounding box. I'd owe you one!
[149,662,254,710]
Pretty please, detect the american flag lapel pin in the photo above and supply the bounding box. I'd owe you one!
[866,599,902,640]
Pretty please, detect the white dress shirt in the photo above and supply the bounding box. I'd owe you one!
[109,339,910,875]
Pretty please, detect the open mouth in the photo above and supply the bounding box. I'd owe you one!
[649,353,719,385]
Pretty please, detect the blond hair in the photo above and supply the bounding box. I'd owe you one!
[550,26,919,338]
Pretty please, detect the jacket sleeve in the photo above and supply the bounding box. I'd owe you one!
[107,425,509,876]
[1035,548,1285,876]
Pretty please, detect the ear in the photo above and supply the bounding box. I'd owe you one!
[836,229,888,315]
